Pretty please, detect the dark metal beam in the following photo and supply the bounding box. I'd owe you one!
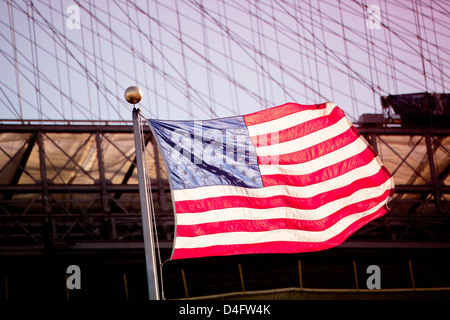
[394,185,450,194]
[1,123,449,135]
[114,132,152,200]
[95,132,110,213]
[339,241,450,249]
[0,182,170,193]
[357,126,450,136]
[10,133,36,185]
[0,124,148,133]
[3,133,36,201]
[425,135,443,214]
[37,131,51,214]
[440,163,450,181]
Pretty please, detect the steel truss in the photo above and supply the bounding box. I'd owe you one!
[0,122,449,255]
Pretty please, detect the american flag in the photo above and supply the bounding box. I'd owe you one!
[149,102,394,260]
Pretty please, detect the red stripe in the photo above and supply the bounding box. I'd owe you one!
[250,105,345,147]
[243,102,327,126]
[257,125,361,166]
[171,205,389,259]
[261,146,376,187]
[175,168,391,214]
[176,189,392,237]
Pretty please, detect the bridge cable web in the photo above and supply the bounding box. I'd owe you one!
[0,0,448,122]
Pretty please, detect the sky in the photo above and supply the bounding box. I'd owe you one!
[0,0,448,123]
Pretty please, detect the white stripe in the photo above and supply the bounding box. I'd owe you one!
[173,157,384,201]
[259,136,368,176]
[254,115,352,157]
[174,201,386,249]
[247,102,337,137]
[176,178,392,225]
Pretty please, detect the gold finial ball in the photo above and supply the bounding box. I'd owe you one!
[124,86,143,104]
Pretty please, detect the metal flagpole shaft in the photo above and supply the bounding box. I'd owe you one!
[132,107,160,300]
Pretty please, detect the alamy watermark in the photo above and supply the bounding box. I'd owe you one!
[366,5,381,30]
[66,264,81,290]
[169,122,280,166]
[366,264,381,289]
[66,4,81,30]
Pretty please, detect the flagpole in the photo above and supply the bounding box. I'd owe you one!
[127,87,160,300]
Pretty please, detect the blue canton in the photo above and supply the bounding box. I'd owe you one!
[149,116,263,190]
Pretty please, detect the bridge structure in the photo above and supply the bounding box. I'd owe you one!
[0,0,449,298]
[0,113,448,256]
